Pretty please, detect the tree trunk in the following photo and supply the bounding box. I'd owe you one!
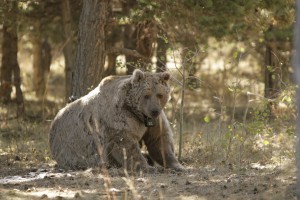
[104,25,124,77]
[41,40,52,74]
[264,43,279,100]
[124,24,138,74]
[264,40,291,116]
[121,1,156,74]
[105,53,117,76]
[0,23,13,103]
[32,20,46,99]
[0,1,24,114]
[124,21,157,75]
[72,0,110,98]
[120,0,137,74]
[61,0,76,101]
[156,35,167,72]
[32,23,51,100]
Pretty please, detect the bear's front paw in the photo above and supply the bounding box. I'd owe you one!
[169,163,186,172]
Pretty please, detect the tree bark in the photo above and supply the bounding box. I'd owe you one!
[72,0,110,98]
[61,0,76,101]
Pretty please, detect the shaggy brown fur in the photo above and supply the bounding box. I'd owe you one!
[49,69,184,171]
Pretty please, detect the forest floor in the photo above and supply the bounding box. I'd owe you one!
[0,154,296,200]
[0,104,297,200]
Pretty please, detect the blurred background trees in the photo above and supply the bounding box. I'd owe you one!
[0,1,24,115]
[0,0,294,103]
[0,0,293,102]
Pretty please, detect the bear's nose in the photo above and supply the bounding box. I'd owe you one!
[151,110,160,118]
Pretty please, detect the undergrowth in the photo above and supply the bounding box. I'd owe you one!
[179,85,296,170]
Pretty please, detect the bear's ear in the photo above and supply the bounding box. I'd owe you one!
[132,69,144,84]
[161,72,170,82]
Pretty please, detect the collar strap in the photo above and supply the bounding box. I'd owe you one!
[123,105,155,127]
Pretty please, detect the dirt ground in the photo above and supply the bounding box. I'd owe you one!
[0,154,296,200]
[0,95,297,199]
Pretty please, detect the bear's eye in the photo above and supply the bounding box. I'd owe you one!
[157,94,163,99]
[144,95,151,99]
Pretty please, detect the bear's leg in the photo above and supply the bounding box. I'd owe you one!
[103,134,151,171]
[50,117,101,170]
[142,111,184,171]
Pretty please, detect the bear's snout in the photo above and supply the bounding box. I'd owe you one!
[151,110,160,118]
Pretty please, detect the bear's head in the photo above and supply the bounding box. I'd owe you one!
[128,69,170,126]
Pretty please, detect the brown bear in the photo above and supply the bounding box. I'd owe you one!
[49,69,184,171]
